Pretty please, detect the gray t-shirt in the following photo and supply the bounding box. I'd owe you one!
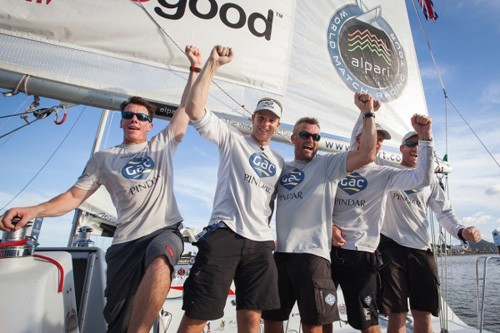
[75,125,182,245]
[192,110,284,241]
[333,141,434,252]
[275,153,348,261]
[382,171,464,250]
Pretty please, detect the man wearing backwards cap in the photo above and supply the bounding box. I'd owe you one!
[377,131,482,333]
[331,112,435,333]
[178,45,284,333]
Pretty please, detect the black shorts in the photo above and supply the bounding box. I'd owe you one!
[330,247,382,330]
[261,253,339,325]
[182,227,279,320]
[103,224,184,333]
[378,235,440,316]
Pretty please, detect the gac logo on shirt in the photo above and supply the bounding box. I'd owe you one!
[121,156,155,180]
[339,172,367,195]
[249,153,276,177]
[280,169,304,190]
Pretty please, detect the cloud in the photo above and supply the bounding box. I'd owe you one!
[481,81,500,105]
[485,185,500,195]
[461,212,500,226]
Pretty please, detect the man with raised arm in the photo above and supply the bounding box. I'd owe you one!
[331,113,435,333]
[377,130,482,333]
[262,92,378,333]
[0,45,202,333]
[177,45,284,333]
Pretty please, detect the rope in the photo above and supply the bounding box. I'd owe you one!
[33,253,65,293]
[0,237,29,248]
[2,74,31,97]
[0,106,66,139]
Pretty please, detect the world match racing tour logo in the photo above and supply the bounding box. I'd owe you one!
[327,1,408,102]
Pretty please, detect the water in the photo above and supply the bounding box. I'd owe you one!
[438,254,500,333]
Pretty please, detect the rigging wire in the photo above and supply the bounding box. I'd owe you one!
[409,1,453,331]
[0,106,87,213]
[0,105,68,140]
[0,94,33,148]
[410,0,500,170]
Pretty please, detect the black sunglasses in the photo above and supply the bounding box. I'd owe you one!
[297,131,321,142]
[403,140,418,148]
[121,111,152,123]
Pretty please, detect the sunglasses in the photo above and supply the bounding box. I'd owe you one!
[297,131,321,142]
[121,111,152,122]
[403,140,418,148]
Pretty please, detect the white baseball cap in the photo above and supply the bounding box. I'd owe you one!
[254,97,282,118]
[401,131,418,144]
[356,123,392,140]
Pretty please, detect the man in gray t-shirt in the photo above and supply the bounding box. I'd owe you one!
[178,45,284,332]
[378,131,482,333]
[262,93,378,333]
[0,46,202,333]
[332,113,435,333]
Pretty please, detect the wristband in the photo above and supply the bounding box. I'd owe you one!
[363,112,375,119]
[189,66,201,73]
[457,228,466,242]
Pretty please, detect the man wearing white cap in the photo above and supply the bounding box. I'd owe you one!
[178,45,284,333]
[377,131,482,333]
[331,113,435,333]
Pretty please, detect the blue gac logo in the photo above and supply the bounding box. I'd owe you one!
[249,153,276,178]
[280,169,304,190]
[339,172,367,195]
[121,156,155,180]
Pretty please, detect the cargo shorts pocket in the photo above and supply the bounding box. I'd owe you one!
[313,278,338,318]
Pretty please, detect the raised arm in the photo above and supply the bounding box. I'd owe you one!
[345,92,377,172]
[0,185,95,231]
[411,113,433,141]
[170,45,203,141]
[186,45,234,121]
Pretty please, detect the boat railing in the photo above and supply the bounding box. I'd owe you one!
[475,255,500,333]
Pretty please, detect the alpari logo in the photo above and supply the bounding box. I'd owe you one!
[280,169,304,191]
[153,0,274,41]
[249,153,276,178]
[339,172,367,195]
[327,2,408,102]
[122,156,155,180]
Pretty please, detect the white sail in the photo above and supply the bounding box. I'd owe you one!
[1,0,429,229]
[0,0,426,155]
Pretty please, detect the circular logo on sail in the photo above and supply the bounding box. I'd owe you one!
[327,3,407,102]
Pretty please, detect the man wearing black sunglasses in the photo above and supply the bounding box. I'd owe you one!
[0,45,203,333]
[262,92,378,333]
[331,113,435,333]
[377,131,482,333]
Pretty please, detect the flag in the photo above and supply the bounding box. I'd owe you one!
[419,0,438,21]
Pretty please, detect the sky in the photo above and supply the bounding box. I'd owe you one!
[1,0,500,250]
